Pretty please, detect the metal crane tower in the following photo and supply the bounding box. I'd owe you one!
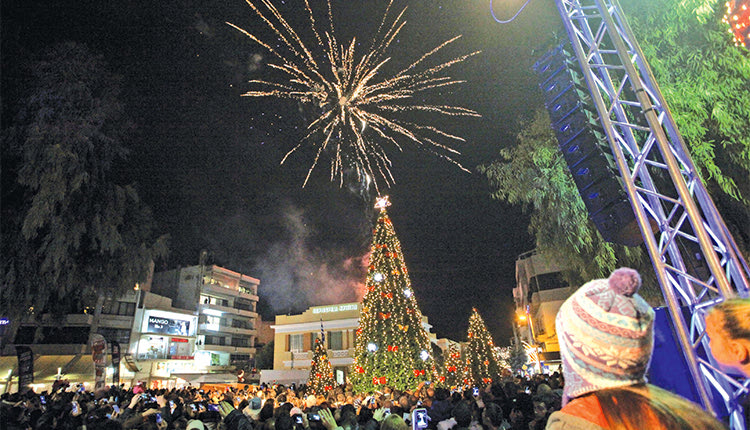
[541,0,750,427]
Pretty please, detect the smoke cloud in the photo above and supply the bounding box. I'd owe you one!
[251,203,368,314]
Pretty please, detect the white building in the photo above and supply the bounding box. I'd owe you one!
[151,264,260,372]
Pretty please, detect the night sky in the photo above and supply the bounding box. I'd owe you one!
[2,0,564,343]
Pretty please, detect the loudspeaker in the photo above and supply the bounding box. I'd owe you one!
[534,42,644,246]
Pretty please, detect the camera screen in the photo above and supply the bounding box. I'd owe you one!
[207,404,220,412]
[294,415,304,424]
[412,408,428,430]
[308,413,321,421]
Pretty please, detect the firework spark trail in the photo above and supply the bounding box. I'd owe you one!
[228,0,481,191]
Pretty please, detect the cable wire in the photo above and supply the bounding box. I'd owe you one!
[490,0,533,24]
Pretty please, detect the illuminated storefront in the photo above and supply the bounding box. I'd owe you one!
[128,294,199,387]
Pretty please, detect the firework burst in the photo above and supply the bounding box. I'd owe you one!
[228,0,480,191]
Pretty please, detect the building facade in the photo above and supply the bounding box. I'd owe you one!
[513,250,572,366]
[270,303,360,385]
[267,302,437,385]
[151,264,260,372]
[1,287,143,392]
[128,291,199,388]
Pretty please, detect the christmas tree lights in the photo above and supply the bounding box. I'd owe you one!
[441,343,466,390]
[464,308,501,387]
[350,196,435,392]
[723,0,750,47]
[308,337,336,395]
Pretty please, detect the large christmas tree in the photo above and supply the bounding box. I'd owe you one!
[441,343,466,390]
[350,196,435,392]
[464,308,501,387]
[308,337,336,395]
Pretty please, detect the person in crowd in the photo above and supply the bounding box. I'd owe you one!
[705,297,750,425]
[546,267,726,430]
[706,298,750,377]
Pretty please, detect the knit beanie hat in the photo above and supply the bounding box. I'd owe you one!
[556,267,655,404]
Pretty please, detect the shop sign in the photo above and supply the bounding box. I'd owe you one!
[312,304,358,314]
[147,315,191,336]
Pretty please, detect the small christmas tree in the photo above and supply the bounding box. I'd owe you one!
[308,337,336,395]
[350,196,435,392]
[464,308,501,387]
[441,343,466,390]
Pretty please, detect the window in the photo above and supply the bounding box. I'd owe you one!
[232,319,253,330]
[328,331,343,350]
[102,301,136,316]
[234,298,253,312]
[204,335,225,346]
[239,284,256,295]
[201,296,228,307]
[231,337,249,347]
[205,316,226,327]
[289,334,303,352]
[231,354,250,363]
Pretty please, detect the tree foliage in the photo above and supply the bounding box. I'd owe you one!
[480,0,750,291]
[477,110,654,297]
[1,42,167,335]
[625,0,750,252]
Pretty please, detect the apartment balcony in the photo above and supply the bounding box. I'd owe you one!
[37,313,94,326]
[196,343,256,354]
[232,308,258,319]
[201,283,257,300]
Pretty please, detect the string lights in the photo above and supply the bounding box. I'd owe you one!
[350,197,435,391]
[723,0,750,47]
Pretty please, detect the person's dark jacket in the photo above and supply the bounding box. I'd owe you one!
[428,399,452,425]
[225,408,255,430]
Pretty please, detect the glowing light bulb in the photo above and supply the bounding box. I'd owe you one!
[420,350,430,361]
[404,289,412,298]
[368,343,378,352]
[374,273,384,282]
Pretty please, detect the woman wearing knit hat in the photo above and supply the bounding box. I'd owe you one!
[546,268,724,429]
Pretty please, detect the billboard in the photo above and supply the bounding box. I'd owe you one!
[147,315,191,336]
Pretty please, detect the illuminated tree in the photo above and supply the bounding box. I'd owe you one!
[441,343,466,390]
[308,338,336,395]
[464,308,501,387]
[351,196,435,392]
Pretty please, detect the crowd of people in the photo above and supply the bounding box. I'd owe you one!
[1,268,747,430]
[0,373,568,430]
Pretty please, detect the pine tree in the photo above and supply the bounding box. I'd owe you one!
[441,343,466,390]
[351,196,435,392]
[308,338,336,395]
[464,308,501,387]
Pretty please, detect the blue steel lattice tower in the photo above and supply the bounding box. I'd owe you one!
[534,0,750,428]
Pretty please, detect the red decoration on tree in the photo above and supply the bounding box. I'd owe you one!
[723,0,750,47]
[387,345,399,352]
[413,369,426,377]
[378,312,391,319]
